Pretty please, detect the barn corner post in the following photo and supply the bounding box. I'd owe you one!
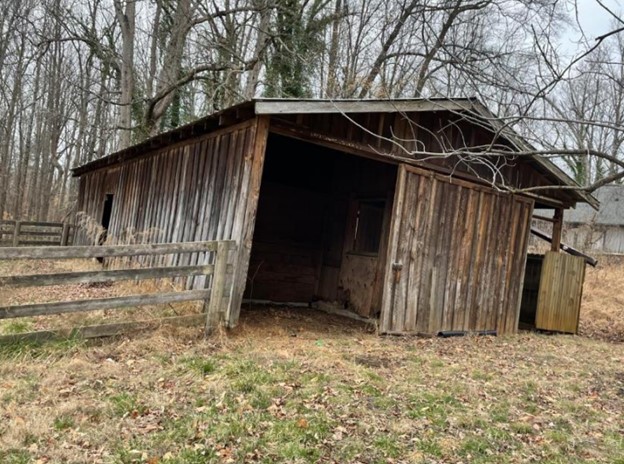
[225,115,270,329]
[379,164,407,334]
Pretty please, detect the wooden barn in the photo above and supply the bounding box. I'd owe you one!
[72,98,597,335]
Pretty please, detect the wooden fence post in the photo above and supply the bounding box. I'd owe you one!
[12,221,21,247]
[61,224,70,246]
[205,241,229,335]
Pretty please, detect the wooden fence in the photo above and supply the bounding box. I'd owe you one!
[0,240,236,342]
[0,220,75,247]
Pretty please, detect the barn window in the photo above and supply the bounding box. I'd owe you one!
[352,199,385,254]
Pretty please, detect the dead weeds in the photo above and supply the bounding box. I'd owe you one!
[579,255,624,343]
[0,259,203,334]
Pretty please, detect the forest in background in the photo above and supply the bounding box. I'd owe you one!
[1,0,624,222]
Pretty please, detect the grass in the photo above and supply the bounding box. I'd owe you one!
[0,259,622,462]
[0,308,622,463]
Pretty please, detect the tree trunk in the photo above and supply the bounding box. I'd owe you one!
[114,0,136,149]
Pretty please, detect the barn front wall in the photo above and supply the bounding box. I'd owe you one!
[75,117,269,326]
[380,165,534,335]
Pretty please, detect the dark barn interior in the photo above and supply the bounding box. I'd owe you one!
[244,134,398,317]
[519,254,545,329]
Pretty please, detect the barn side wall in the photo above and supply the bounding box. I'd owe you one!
[75,117,268,327]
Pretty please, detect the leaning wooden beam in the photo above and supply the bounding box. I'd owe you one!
[0,264,227,288]
[530,227,598,267]
[0,240,236,260]
[205,241,229,333]
[12,221,21,247]
[532,214,556,223]
[0,314,205,344]
[0,289,212,319]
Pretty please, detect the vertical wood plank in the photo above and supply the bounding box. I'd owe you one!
[379,165,407,333]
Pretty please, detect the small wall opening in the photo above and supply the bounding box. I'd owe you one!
[98,194,114,263]
[245,134,397,318]
[101,194,114,231]
[352,199,385,255]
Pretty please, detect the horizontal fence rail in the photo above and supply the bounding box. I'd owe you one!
[0,220,75,247]
[0,240,236,339]
[0,240,226,260]
[0,264,228,288]
[0,290,214,319]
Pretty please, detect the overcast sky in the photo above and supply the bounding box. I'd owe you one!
[563,0,622,48]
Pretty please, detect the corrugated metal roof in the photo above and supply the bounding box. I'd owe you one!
[565,185,624,226]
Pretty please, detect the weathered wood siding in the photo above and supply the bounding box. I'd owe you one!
[535,251,585,334]
[75,118,269,327]
[380,165,534,335]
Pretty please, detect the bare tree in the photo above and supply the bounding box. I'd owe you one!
[2,0,624,222]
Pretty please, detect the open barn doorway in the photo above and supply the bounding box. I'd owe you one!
[244,134,398,319]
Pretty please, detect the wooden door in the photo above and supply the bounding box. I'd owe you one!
[338,196,392,317]
[535,252,585,334]
[379,165,534,335]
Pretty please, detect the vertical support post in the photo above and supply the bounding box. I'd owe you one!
[205,241,229,335]
[551,208,563,252]
[61,223,70,246]
[226,116,269,327]
[12,221,21,247]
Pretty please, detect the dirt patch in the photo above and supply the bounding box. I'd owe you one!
[233,305,370,338]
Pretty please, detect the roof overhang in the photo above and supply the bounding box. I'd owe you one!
[469,101,599,210]
[254,97,474,115]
